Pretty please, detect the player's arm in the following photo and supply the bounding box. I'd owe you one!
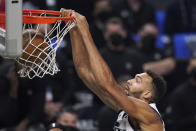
[60,9,119,111]
[74,12,162,126]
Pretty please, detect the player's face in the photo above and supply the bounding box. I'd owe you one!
[126,73,153,99]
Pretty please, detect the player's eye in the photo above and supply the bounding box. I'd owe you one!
[136,77,141,83]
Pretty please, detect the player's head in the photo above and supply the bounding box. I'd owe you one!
[120,71,167,103]
[57,107,78,128]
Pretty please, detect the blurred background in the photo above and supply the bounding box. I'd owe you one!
[1,0,196,131]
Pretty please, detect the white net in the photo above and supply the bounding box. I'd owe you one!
[0,27,6,53]
[16,14,75,79]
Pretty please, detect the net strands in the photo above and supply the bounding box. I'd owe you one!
[17,11,75,79]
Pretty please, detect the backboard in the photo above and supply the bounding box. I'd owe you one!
[0,0,22,58]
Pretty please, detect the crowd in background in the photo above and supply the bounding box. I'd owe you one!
[0,0,196,131]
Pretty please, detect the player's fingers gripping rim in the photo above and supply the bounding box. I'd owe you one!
[60,8,73,17]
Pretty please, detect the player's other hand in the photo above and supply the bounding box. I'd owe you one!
[60,8,89,32]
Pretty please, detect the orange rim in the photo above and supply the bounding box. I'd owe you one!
[0,10,74,24]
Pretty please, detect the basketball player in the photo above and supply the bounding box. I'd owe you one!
[60,9,167,131]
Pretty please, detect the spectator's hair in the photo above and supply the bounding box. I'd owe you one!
[146,70,167,103]
[104,17,124,31]
[106,17,123,25]
[57,107,77,120]
[93,0,111,10]
[139,22,158,31]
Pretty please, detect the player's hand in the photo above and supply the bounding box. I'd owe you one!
[60,8,89,33]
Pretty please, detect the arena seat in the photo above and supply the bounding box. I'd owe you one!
[156,11,166,34]
[173,33,196,58]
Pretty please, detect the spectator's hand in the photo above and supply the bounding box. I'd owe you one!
[45,102,63,120]
[8,66,18,99]
[8,66,18,85]
[187,58,196,73]
[15,119,29,131]
[143,57,175,75]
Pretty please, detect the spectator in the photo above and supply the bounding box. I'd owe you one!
[137,23,166,62]
[15,77,45,131]
[165,0,196,35]
[56,107,78,128]
[0,61,46,131]
[0,62,19,128]
[47,123,79,131]
[100,17,143,81]
[97,106,116,131]
[90,0,114,49]
[165,58,196,131]
[116,0,156,33]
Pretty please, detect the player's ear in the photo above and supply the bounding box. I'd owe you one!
[143,90,153,101]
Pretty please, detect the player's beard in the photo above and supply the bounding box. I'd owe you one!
[131,92,143,99]
[119,81,130,96]
[119,81,143,99]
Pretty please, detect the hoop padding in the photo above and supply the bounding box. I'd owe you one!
[16,10,75,79]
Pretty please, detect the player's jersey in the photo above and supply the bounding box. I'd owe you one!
[113,103,165,131]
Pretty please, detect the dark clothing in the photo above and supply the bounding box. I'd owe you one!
[0,62,45,127]
[0,62,19,127]
[166,80,196,131]
[0,96,18,127]
[138,49,166,63]
[116,0,156,33]
[100,47,143,81]
[90,23,106,49]
[17,77,45,125]
[165,0,196,35]
[97,106,117,131]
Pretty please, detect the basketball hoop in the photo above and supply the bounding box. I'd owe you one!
[1,10,75,79]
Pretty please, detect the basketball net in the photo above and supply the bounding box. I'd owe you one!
[16,13,75,79]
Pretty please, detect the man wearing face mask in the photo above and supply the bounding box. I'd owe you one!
[165,58,196,131]
[90,0,115,49]
[100,17,143,81]
[137,23,165,62]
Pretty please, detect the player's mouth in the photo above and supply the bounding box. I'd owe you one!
[123,82,130,96]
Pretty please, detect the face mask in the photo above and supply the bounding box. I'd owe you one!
[189,67,196,80]
[109,33,124,46]
[140,34,156,53]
